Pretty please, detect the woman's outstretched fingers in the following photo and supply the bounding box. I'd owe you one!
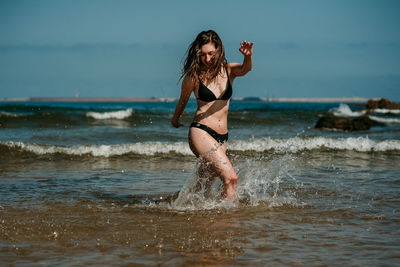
[239,40,254,56]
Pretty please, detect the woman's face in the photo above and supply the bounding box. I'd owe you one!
[199,42,216,67]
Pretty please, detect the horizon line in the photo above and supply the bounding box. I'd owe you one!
[0,96,385,103]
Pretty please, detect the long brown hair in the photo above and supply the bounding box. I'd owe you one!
[180,30,226,83]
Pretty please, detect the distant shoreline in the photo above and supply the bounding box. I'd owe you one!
[0,96,378,103]
[0,97,173,103]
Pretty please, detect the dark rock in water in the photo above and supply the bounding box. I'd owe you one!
[366,98,400,110]
[315,116,352,131]
[352,116,381,130]
[315,116,381,131]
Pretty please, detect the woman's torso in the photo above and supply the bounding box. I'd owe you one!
[193,65,233,134]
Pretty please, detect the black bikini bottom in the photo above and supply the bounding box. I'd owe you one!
[190,122,228,144]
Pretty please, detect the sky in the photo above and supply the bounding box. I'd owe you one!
[0,0,400,100]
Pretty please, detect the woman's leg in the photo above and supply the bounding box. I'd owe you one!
[194,156,218,196]
[201,145,238,198]
[189,127,238,198]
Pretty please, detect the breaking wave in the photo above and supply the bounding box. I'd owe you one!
[329,104,366,117]
[368,115,400,124]
[86,109,133,120]
[329,104,400,124]
[1,141,190,157]
[229,136,400,153]
[372,109,400,115]
[0,111,21,117]
[1,136,399,158]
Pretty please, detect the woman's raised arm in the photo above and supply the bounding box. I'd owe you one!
[229,40,253,78]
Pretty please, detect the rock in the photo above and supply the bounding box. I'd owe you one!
[352,116,380,131]
[315,116,352,131]
[315,116,381,131]
[366,98,400,110]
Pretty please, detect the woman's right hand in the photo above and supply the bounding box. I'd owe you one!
[171,117,183,128]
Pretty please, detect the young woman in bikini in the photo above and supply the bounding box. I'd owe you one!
[171,30,253,199]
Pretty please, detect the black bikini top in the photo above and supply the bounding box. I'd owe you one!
[197,67,232,102]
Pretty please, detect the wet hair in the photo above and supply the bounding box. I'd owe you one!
[180,30,226,83]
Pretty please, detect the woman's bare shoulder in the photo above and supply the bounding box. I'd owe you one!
[182,74,197,91]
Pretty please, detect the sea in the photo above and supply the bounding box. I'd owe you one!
[1,100,399,266]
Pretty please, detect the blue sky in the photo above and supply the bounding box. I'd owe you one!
[1,0,400,100]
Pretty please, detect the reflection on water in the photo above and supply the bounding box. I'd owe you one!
[1,150,399,265]
[1,203,244,265]
[1,195,399,266]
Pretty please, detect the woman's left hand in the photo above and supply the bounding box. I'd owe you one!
[239,41,253,56]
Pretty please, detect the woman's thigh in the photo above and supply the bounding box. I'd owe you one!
[189,127,235,180]
[189,127,222,156]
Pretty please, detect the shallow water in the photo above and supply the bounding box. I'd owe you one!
[1,101,400,265]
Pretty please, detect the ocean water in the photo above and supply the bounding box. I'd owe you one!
[1,100,400,266]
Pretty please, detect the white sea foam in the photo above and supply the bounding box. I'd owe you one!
[2,137,400,158]
[2,141,191,157]
[228,136,400,153]
[86,108,133,120]
[330,104,366,117]
[369,115,400,124]
[0,111,20,117]
[372,109,400,115]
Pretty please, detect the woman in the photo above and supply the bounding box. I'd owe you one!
[171,30,253,199]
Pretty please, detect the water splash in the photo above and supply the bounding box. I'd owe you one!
[236,154,299,207]
[170,153,300,211]
[169,149,237,210]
